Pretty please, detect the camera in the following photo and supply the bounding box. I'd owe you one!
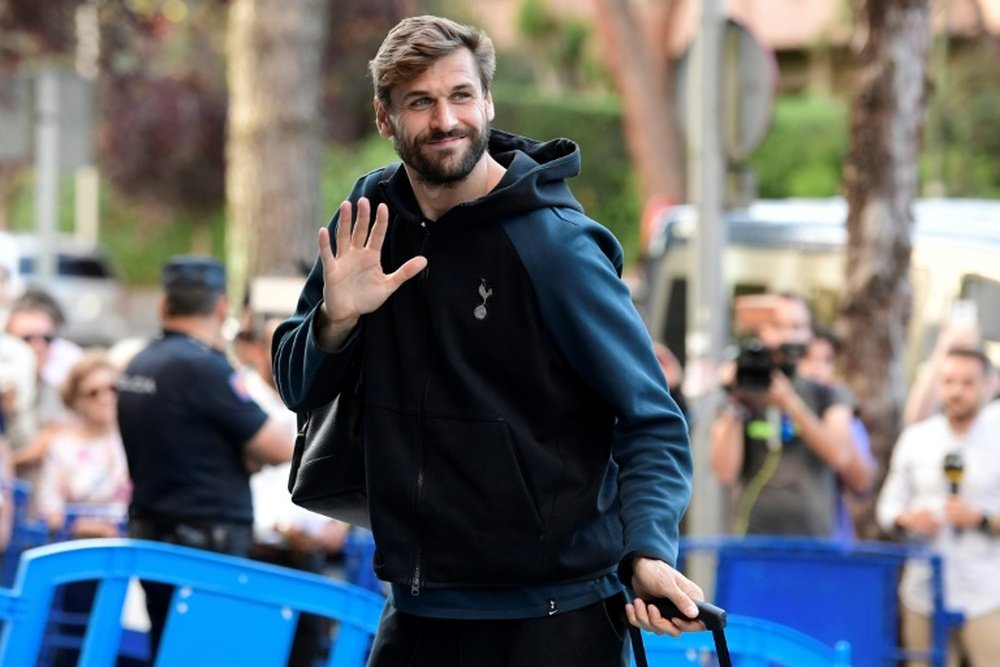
[731,338,806,392]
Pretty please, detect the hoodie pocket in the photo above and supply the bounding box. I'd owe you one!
[420,416,548,584]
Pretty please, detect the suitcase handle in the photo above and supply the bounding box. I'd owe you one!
[629,598,732,667]
[649,598,728,632]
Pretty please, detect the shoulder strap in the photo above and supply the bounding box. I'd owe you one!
[360,162,400,202]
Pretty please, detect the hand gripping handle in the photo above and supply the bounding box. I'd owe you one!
[648,598,727,631]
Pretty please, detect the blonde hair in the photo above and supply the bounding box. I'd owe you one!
[369,15,496,107]
[60,352,117,409]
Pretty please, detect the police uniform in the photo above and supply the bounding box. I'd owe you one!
[117,256,269,654]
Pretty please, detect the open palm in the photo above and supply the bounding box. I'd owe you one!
[319,197,427,327]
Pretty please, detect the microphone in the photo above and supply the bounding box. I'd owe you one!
[943,453,964,495]
[944,452,965,536]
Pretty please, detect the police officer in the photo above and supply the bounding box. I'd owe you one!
[117,256,292,656]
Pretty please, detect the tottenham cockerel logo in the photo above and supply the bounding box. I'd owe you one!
[474,278,493,321]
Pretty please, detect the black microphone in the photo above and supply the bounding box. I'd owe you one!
[943,452,964,495]
[944,452,965,536]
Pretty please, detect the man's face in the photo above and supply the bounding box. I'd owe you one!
[939,355,986,423]
[7,309,57,370]
[758,297,811,349]
[376,48,494,186]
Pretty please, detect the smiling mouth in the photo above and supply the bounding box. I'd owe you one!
[427,136,464,148]
[426,130,468,144]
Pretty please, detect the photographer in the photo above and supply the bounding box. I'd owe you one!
[709,293,873,536]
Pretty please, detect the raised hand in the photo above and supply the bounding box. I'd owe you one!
[315,197,427,349]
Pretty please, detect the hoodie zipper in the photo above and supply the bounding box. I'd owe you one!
[410,220,433,597]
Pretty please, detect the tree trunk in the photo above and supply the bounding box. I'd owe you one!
[591,0,685,206]
[225,0,329,303]
[840,0,931,539]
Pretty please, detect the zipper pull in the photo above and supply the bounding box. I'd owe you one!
[410,565,422,596]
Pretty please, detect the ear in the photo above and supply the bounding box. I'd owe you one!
[374,99,394,139]
[484,89,495,123]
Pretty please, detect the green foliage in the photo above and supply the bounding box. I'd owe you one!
[512,0,598,91]
[922,52,1000,198]
[747,64,1000,200]
[319,136,399,217]
[100,197,226,286]
[516,0,559,39]
[7,170,225,285]
[748,94,849,198]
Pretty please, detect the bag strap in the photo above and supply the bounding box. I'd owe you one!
[360,162,399,202]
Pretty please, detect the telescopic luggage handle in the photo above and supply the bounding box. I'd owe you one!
[629,598,732,667]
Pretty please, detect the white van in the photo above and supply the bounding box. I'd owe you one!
[639,197,1000,379]
[0,231,130,346]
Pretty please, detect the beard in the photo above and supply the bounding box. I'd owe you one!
[944,397,977,424]
[392,122,490,186]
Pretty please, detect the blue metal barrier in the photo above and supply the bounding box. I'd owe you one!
[678,536,963,667]
[638,614,852,666]
[1,477,48,587]
[343,528,381,595]
[0,539,385,666]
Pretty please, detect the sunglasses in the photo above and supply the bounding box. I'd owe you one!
[81,385,118,400]
[21,333,55,345]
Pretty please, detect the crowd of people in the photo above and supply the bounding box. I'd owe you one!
[0,258,355,666]
[702,290,1000,666]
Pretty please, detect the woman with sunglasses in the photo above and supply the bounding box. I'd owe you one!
[35,352,131,666]
[36,352,130,539]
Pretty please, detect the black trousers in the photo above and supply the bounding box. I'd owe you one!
[366,594,631,667]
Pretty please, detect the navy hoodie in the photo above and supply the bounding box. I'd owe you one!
[273,129,691,607]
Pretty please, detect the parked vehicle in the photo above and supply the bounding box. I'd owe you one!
[0,232,129,346]
[639,197,1000,379]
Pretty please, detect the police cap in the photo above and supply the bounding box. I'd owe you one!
[162,256,226,293]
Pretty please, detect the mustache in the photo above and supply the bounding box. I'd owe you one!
[423,129,470,142]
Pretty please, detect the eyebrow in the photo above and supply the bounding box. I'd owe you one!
[399,82,478,103]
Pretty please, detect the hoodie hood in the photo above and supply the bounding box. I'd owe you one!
[380,129,585,225]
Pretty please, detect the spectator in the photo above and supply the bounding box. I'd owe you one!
[876,347,1000,667]
[797,325,877,542]
[709,293,873,536]
[7,288,83,477]
[0,435,13,553]
[272,15,700,667]
[904,302,998,426]
[0,266,38,481]
[241,315,348,667]
[116,256,293,658]
[35,352,130,667]
[35,352,130,538]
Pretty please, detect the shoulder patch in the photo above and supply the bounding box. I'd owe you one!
[228,371,253,402]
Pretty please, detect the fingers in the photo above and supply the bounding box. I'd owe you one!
[351,198,372,249]
[318,227,334,269]
[627,599,682,637]
[332,198,385,254]
[366,203,390,250]
[335,200,353,256]
[387,256,428,288]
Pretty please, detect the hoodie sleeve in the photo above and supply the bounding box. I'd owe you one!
[271,171,382,412]
[502,206,693,575]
